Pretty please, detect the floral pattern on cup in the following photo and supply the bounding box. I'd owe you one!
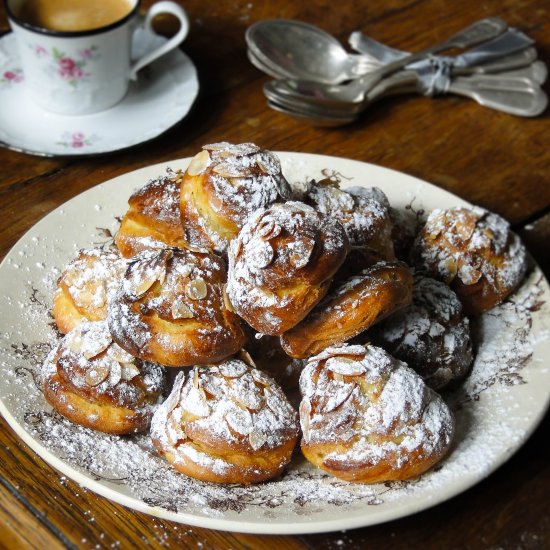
[30,43,100,87]
[1,68,24,86]
[57,132,99,149]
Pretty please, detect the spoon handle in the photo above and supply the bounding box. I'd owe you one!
[449,77,548,116]
[374,17,508,79]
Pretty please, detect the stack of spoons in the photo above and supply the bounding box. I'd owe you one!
[245,18,548,126]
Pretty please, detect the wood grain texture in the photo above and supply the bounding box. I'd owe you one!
[0,0,549,548]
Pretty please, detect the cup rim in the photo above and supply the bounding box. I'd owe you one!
[4,0,140,38]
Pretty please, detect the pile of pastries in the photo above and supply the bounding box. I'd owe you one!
[42,142,528,485]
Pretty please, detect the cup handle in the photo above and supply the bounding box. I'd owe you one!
[129,1,189,80]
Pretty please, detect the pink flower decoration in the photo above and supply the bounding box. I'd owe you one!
[34,45,47,56]
[71,132,86,148]
[57,57,86,80]
[79,48,93,59]
[3,71,23,83]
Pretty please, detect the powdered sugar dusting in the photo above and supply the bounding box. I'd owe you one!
[305,182,393,251]
[57,246,127,314]
[370,275,473,389]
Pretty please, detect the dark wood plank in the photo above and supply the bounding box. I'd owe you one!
[0,477,66,550]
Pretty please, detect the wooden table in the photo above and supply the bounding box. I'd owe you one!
[1,1,549,548]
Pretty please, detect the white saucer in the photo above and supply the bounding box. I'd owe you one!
[0,31,199,156]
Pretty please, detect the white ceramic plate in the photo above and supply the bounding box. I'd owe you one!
[0,153,549,535]
[0,31,198,156]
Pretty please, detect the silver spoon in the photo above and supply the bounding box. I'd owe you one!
[264,60,546,113]
[267,78,548,124]
[265,70,548,122]
[245,19,380,85]
[276,17,509,106]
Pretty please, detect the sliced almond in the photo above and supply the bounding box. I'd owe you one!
[120,362,140,381]
[79,323,112,360]
[230,238,243,259]
[222,284,234,313]
[239,349,258,370]
[225,406,253,436]
[456,215,476,241]
[126,250,172,297]
[443,258,458,282]
[203,142,231,152]
[289,237,315,270]
[85,365,110,387]
[323,383,355,413]
[458,261,482,285]
[249,240,274,269]
[108,343,136,364]
[332,372,344,383]
[325,356,366,376]
[219,360,248,378]
[299,398,312,442]
[183,242,209,254]
[231,380,265,412]
[134,277,157,297]
[201,373,224,398]
[212,161,251,179]
[171,299,194,319]
[109,361,122,386]
[165,372,186,413]
[248,427,267,450]
[182,384,210,418]
[193,367,200,389]
[187,150,211,176]
[264,388,282,415]
[257,219,282,241]
[66,329,83,354]
[186,278,208,300]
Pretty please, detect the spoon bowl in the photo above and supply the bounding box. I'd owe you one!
[246,19,380,84]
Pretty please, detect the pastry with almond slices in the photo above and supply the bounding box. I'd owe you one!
[151,359,299,484]
[299,343,454,483]
[108,247,247,367]
[179,142,291,255]
[412,206,528,315]
[42,320,166,434]
[227,201,349,335]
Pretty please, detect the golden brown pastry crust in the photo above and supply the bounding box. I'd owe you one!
[370,274,473,389]
[108,247,247,367]
[42,321,166,434]
[115,170,186,258]
[180,142,291,255]
[226,201,350,335]
[281,261,413,359]
[299,344,455,483]
[53,247,127,334]
[151,360,299,484]
[412,207,528,315]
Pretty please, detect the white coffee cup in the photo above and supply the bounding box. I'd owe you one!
[5,0,189,115]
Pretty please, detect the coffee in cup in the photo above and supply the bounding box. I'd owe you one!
[17,0,134,32]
